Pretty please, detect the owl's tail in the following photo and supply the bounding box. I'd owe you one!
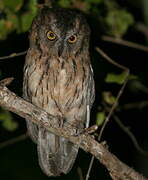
[37,127,79,176]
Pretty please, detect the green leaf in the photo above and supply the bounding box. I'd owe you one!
[0,110,18,131]
[6,11,19,30]
[27,0,38,14]
[0,1,4,9]
[58,0,72,8]
[105,9,134,37]
[85,0,102,4]
[21,13,34,32]
[20,0,37,32]
[128,79,148,94]
[103,91,116,105]
[0,20,8,40]
[105,71,128,85]
[96,112,105,126]
[129,74,138,80]
[3,0,23,12]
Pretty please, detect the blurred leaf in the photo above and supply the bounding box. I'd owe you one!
[3,0,23,12]
[128,79,148,94]
[0,0,37,39]
[58,0,72,8]
[21,12,35,32]
[6,11,19,30]
[0,110,18,131]
[0,19,7,39]
[0,11,19,39]
[103,91,116,105]
[20,0,37,32]
[27,0,38,14]
[105,71,128,85]
[96,112,106,126]
[0,1,4,9]
[105,9,134,37]
[85,0,102,4]
[129,74,138,80]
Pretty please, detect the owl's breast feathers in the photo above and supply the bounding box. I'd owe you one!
[24,49,94,126]
[23,7,95,176]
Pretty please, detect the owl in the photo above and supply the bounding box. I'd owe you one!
[23,6,95,176]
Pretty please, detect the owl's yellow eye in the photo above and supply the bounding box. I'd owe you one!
[68,35,77,43]
[47,31,56,40]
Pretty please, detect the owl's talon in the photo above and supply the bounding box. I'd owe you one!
[73,125,98,137]
[83,125,98,134]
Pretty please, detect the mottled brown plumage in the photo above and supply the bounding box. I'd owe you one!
[23,6,95,176]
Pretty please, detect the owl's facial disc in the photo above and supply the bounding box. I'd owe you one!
[46,29,78,57]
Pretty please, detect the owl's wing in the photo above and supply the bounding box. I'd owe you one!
[89,65,95,108]
[23,67,39,143]
[85,65,95,128]
[26,120,38,143]
[37,128,79,176]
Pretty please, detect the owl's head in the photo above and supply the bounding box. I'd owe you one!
[30,7,90,58]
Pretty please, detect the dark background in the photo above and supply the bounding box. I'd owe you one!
[0,0,148,179]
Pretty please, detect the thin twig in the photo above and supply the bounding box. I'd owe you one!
[0,133,28,149]
[98,76,129,141]
[135,23,148,37]
[122,101,148,110]
[86,47,129,180]
[95,47,129,71]
[77,167,84,180]
[0,51,27,60]
[113,114,148,156]
[101,36,148,53]
[96,47,129,141]
[85,156,95,180]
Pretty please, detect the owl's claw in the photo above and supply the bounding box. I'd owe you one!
[84,124,98,134]
[57,117,66,128]
[73,125,98,137]
[81,125,98,135]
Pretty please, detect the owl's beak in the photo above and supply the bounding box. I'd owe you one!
[58,43,64,57]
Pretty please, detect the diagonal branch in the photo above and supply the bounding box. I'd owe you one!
[101,36,148,53]
[0,82,147,180]
[0,51,27,60]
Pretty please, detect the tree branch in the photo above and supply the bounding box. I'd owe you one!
[0,51,27,60]
[101,36,148,53]
[0,82,147,180]
[0,133,28,149]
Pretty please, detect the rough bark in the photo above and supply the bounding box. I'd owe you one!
[0,82,147,180]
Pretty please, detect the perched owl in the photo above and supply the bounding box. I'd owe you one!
[23,6,95,176]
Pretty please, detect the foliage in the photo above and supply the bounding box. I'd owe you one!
[0,0,37,40]
[0,0,148,179]
[56,0,134,37]
[0,108,18,131]
[105,71,128,85]
[105,9,134,38]
[0,0,147,154]
[96,111,106,126]
[0,0,134,40]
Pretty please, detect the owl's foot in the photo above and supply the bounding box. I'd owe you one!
[59,117,66,128]
[71,125,98,137]
[80,124,98,135]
